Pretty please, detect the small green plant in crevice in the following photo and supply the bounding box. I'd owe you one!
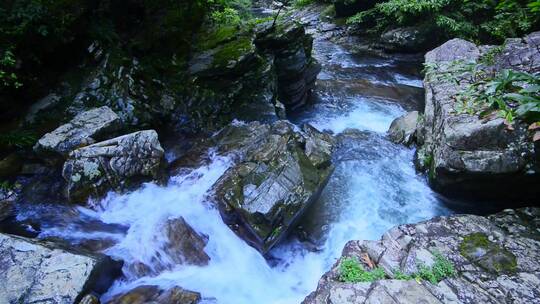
[339,257,387,283]
[392,252,456,284]
[339,252,455,284]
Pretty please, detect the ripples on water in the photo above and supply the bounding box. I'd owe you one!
[27,38,451,304]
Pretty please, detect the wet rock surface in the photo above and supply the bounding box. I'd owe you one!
[211,120,335,253]
[62,130,164,203]
[418,34,540,202]
[304,207,540,304]
[0,232,122,304]
[33,106,121,160]
[388,111,419,146]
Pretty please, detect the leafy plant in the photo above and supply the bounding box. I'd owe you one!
[339,257,387,283]
[294,0,315,8]
[392,252,456,284]
[346,0,540,44]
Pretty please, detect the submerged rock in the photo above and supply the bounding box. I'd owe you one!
[0,232,122,304]
[34,106,121,160]
[212,120,335,253]
[387,111,419,146]
[162,217,210,266]
[107,285,200,304]
[304,207,540,303]
[126,217,210,276]
[418,34,540,202]
[62,130,164,203]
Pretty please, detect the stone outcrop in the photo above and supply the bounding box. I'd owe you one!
[106,285,200,304]
[34,106,121,159]
[388,111,419,146]
[256,21,321,109]
[304,207,540,304]
[417,33,540,201]
[210,120,335,253]
[62,130,164,203]
[0,232,122,304]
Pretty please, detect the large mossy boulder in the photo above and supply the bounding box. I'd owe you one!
[212,120,335,253]
[304,208,540,304]
[417,33,540,202]
[0,232,122,304]
[62,130,165,203]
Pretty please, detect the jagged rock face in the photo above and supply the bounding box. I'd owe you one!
[106,285,200,304]
[33,106,121,159]
[418,34,540,202]
[0,233,122,304]
[256,21,321,109]
[304,208,540,304]
[388,111,419,146]
[212,120,335,253]
[62,130,165,203]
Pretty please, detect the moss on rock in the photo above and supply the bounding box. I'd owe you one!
[460,232,517,275]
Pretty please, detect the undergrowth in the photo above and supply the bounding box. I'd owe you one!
[339,252,456,284]
[424,60,540,130]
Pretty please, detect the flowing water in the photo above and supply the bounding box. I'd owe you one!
[14,30,452,303]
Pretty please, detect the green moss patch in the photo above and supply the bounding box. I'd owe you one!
[460,233,517,275]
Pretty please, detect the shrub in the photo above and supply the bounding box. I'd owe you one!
[346,0,540,44]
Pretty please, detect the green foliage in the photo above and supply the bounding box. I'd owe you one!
[339,257,387,283]
[346,0,540,44]
[0,49,21,88]
[456,68,540,125]
[211,7,242,25]
[393,252,456,284]
[340,252,456,284]
[294,0,315,8]
[0,130,37,149]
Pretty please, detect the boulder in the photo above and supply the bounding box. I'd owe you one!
[106,285,200,304]
[387,111,419,146]
[129,217,210,277]
[0,232,122,304]
[34,106,121,159]
[212,120,335,253]
[379,26,435,53]
[62,130,165,203]
[418,34,540,202]
[303,208,540,304]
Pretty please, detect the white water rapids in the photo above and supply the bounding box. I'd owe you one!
[34,39,450,304]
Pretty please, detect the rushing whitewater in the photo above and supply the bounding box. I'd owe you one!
[32,37,450,304]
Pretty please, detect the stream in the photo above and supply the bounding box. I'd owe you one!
[13,20,452,304]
